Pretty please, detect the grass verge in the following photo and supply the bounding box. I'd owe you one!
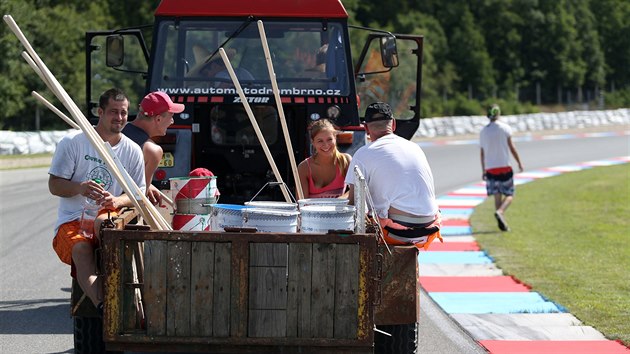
[470,163,630,345]
[0,153,52,170]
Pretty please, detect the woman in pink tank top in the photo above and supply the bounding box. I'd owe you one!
[297,119,352,198]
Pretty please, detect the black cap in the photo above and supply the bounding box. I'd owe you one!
[364,102,393,122]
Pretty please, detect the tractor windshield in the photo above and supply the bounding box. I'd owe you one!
[151,20,351,96]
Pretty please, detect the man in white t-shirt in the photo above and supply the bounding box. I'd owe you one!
[480,104,524,231]
[48,88,145,313]
[345,102,441,249]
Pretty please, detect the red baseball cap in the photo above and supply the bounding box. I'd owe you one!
[140,91,185,116]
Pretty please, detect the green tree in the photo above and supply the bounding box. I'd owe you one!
[590,0,630,90]
[0,0,110,130]
[477,0,525,98]
[531,1,587,102]
[573,0,605,98]
[447,4,496,99]
[1,0,627,129]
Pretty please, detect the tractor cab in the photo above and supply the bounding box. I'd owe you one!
[86,0,423,203]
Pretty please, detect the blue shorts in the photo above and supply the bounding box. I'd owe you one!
[485,170,515,196]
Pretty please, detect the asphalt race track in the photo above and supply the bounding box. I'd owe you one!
[0,128,627,353]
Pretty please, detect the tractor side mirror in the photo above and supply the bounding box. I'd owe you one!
[380,36,399,68]
[106,35,124,67]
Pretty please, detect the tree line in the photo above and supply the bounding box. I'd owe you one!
[1,0,628,130]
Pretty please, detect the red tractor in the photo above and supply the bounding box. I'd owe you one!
[80,1,425,352]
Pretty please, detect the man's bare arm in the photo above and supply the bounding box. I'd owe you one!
[507,137,524,172]
[49,175,103,199]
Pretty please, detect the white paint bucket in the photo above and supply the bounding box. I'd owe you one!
[297,198,349,209]
[170,176,218,214]
[300,205,355,234]
[172,213,211,231]
[210,204,251,231]
[244,201,298,211]
[242,208,300,233]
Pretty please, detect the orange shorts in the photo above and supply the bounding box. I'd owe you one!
[382,229,442,251]
[52,209,118,266]
[379,212,443,251]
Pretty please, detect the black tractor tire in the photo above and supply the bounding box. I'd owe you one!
[374,323,419,354]
[74,316,122,354]
[73,315,106,354]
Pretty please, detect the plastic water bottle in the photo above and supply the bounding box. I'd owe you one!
[79,179,102,239]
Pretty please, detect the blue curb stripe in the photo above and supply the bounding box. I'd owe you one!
[440,208,474,217]
[514,178,535,185]
[429,292,565,314]
[441,226,472,236]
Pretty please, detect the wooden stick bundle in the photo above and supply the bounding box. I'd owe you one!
[257,20,304,200]
[4,15,169,230]
[218,47,293,203]
[33,89,174,209]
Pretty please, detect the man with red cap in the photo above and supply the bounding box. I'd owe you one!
[123,91,185,204]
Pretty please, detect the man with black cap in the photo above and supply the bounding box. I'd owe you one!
[480,104,524,231]
[345,102,441,249]
[123,91,185,204]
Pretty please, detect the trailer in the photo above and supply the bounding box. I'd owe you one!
[101,229,379,353]
[71,210,421,353]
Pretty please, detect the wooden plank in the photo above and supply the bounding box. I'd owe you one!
[190,242,215,336]
[248,310,287,338]
[230,240,248,338]
[213,242,231,337]
[356,239,374,342]
[287,243,312,338]
[248,267,287,309]
[122,240,137,332]
[166,241,192,336]
[143,240,167,336]
[249,242,287,266]
[310,243,336,338]
[248,267,287,337]
[334,244,359,339]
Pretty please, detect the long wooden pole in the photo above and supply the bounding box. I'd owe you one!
[31,91,80,130]
[21,41,164,230]
[4,15,167,230]
[218,48,292,203]
[105,143,171,229]
[257,20,304,200]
